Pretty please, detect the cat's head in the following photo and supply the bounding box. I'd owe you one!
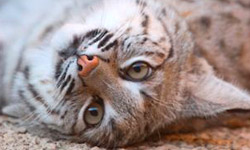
[6,0,250,147]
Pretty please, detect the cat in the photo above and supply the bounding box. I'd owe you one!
[0,0,250,148]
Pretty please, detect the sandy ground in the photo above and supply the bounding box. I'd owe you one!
[1,115,250,150]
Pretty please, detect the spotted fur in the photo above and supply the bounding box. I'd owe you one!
[0,0,250,148]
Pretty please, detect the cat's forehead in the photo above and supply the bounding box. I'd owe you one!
[83,0,143,32]
[82,0,169,41]
[77,0,171,61]
[52,0,172,65]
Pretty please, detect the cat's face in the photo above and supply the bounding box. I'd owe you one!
[17,0,250,148]
[44,0,184,146]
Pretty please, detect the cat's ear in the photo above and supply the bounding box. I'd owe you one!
[181,56,250,118]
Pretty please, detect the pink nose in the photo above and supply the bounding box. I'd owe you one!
[77,55,99,77]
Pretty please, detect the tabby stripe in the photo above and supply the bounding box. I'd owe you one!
[71,108,79,134]
[136,0,140,5]
[56,61,72,87]
[99,58,110,63]
[238,1,250,8]
[161,8,167,16]
[78,29,102,50]
[57,71,67,87]
[127,108,138,122]
[158,18,175,59]
[84,29,102,39]
[136,0,147,8]
[66,78,75,95]
[22,66,50,111]
[60,110,68,119]
[59,95,78,113]
[109,118,116,131]
[156,52,166,59]
[126,43,132,49]
[167,46,174,59]
[121,36,130,52]
[142,14,149,34]
[80,77,87,87]
[28,89,59,114]
[38,26,54,41]
[55,58,64,80]
[27,83,48,108]
[72,36,81,49]
[58,37,79,59]
[60,75,71,92]
[140,90,152,99]
[101,39,118,52]
[140,37,148,45]
[98,34,114,49]
[18,89,36,111]
[88,30,108,46]
[23,66,30,80]
[144,47,165,58]
[144,51,154,56]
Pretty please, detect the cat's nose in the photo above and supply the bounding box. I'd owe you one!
[77,55,99,77]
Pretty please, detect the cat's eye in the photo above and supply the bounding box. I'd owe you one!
[126,62,152,81]
[84,101,104,126]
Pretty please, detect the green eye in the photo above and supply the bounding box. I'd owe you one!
[84,102,104,126]
[126,62,152,81]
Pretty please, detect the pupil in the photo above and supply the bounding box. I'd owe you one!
[133,66,141,73]
[88,107,99,117]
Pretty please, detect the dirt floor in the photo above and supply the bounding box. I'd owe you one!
[1,115,250,150]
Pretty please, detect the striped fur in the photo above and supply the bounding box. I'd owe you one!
[0,0,250,148]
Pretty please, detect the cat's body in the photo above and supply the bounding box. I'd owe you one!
[0,0,250,147]
[174,0,250,90]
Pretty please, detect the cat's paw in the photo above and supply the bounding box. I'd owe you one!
[2,103,30,118]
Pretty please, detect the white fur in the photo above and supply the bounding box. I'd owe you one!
[51,24,87,52]
[119,79,145,110]
[84,0,140,31]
